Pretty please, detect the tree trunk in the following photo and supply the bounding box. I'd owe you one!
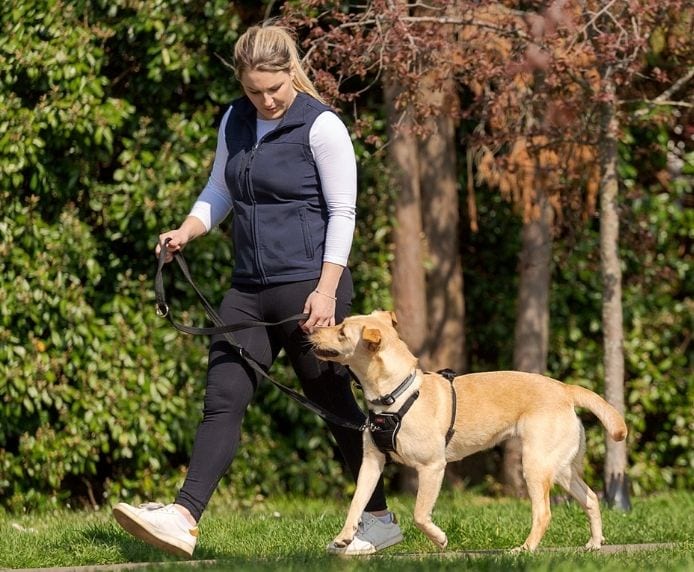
[385,81,429,362]
[502,190,554,497]
[599,79,631,511]
[385,79,428,494]
[419,77,466,373]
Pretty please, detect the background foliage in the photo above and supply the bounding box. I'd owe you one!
[0,0,691,513]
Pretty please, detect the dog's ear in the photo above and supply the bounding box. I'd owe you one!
[362,327,382,351]
[371,310,398,327]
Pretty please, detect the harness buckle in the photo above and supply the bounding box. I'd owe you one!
[155,303,169,317]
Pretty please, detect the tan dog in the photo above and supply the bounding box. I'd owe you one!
[310,310,628,552]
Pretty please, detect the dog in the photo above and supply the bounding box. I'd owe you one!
[309,310,628,552]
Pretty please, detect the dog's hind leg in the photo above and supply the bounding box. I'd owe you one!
[333,446,387,548]
[556,464,604,550]
[413,462,448,549]
[516,463,553,552]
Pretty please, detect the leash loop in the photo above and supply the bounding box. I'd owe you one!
[154,243,365,432]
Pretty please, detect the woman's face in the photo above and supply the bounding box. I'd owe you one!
[241,69,297,120]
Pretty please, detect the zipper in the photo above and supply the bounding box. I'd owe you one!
[243,142,266,284]
[241,114,302,285]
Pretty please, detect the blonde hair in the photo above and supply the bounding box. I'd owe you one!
[234,24,326,104]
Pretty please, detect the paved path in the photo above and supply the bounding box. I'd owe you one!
[390,542,682,558]
[5,543,683,572]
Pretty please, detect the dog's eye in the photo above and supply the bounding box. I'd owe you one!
[338,327,346,338]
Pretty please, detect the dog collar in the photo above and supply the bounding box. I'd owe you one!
[368,370,418,406]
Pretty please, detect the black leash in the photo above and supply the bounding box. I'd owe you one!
[154,239,365,432]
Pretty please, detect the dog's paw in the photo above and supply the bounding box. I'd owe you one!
[510,543,535,553]
[326,537,356,555]
[584,539,602,551]
[436,535,448,550]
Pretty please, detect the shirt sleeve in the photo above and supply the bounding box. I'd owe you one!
[188,106,234,231]
[310,111,357,267]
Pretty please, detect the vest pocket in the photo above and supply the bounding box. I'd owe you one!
[299,208,315,259]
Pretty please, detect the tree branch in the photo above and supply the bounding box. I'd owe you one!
[653,66,694,103]
[631,67,694,115]
[337,15,531,42]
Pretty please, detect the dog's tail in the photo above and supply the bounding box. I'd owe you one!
[566,385,628,441]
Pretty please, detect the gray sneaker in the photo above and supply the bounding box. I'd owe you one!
[327,512,403,555]
[112,502,198,557]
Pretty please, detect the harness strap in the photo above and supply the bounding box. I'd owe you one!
[368,370,417,406]
[432,369,457,446]
[436,369,458,446]
[155,240,365,432]
[368,390,420,454]
[445,383,457,445]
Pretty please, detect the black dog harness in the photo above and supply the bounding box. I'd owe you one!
[366,369,458,456]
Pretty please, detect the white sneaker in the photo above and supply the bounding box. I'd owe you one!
[327,512,404,555]
[112,502,198,558]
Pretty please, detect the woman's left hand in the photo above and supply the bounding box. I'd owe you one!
[300,290,336,333]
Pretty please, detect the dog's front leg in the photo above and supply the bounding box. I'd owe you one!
[333,438,386,547]
[414,462,448,549]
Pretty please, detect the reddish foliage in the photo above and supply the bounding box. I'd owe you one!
[280,0,691,220]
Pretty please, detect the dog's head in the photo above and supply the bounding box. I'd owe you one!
[309,311,417,389]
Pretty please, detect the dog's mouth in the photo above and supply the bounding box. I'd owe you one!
[312,347,341,359]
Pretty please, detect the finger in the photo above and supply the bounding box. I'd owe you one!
[300,313,315,332]
[156,236,170,255]
[301,321,316,333]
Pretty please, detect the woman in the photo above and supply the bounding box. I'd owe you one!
[112,24,402,557]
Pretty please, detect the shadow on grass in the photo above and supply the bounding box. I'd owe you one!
[55,525,539,572]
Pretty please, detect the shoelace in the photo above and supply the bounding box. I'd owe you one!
[136,502,195,534]
[138,502,166,510]
[358,514,377,532]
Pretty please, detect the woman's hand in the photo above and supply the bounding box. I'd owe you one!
[300,289,337,333]
[155,216,207,263]
[156,228,190,263]
[301,262,344,333]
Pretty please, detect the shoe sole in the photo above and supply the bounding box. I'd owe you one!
[327,532,404,556]
[112,503,194,558]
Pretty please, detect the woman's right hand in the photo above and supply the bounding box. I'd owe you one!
[156,228,190,263]
[155,216,208,263]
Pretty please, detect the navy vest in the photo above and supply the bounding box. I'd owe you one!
[224,92,334,285]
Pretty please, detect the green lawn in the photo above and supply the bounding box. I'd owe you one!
[2,490,692,571]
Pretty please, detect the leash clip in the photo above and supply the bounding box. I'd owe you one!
[155,303,169,317]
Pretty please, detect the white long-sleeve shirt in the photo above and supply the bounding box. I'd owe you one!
[189,106,357,267]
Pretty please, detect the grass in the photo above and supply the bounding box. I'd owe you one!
[1,490,692,571]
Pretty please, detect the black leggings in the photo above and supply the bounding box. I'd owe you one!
[175,269,387,521]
